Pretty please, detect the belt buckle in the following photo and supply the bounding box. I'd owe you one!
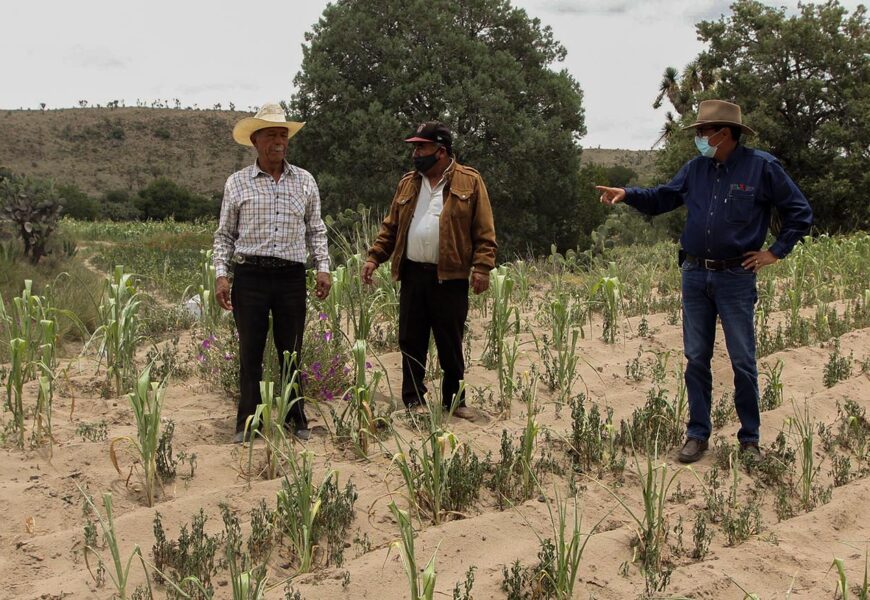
[233,254,246,265]
[703,258,716,270]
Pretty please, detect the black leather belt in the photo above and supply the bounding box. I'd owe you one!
[235,255,303,269]
[404,259,438,272]
[685,254,745,271]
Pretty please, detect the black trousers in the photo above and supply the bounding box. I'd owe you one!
[399,260,468,408]
[231,263,308,431]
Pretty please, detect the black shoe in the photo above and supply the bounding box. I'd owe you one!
[232,429,253,444]
[678,438,709,463]
[740,441,761,461]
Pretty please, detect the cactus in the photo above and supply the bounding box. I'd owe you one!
[0,174,64,263]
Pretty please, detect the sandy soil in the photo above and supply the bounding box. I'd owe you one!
[2,303,869,600]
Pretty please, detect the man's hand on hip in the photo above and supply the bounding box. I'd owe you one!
[216,276,233,311]
[742,250,778,273]
[315,271,332,299]
[595,185,626,205]
[471,271,489,295]
[361,260,378,285]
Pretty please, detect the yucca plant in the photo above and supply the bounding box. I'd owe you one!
[110,364,167,506]
[387,501,438,600]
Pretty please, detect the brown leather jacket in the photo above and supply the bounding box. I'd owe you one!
[367,162,497,281]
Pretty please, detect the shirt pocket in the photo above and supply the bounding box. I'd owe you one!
[725,189,756,225]
[448,187,473,220]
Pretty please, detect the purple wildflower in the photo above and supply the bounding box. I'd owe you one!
[201,338,212,350]
[319,312,328,321]
[324,331,333,342]
[365,361,372,370]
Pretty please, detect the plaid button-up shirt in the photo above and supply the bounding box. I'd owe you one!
[213,160,330,278]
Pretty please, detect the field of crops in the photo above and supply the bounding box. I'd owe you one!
[1,220,868,600]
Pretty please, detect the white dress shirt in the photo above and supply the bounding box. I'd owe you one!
[406,161,453,264]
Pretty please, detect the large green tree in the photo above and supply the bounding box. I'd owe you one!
[655,0,870,231]
[289,0,586,255]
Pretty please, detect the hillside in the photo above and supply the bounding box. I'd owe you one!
[0,108,252,197]
[0,107,658,197]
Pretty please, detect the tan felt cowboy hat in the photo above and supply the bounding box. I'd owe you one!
[232,102,305,146]
[682,99,756,136]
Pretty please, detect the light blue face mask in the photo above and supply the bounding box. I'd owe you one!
[694,133,720,158]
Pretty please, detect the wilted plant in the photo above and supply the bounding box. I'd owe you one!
[603,444,681,595]
[220,504,268,600]
[831,550,869,600]
[151,509,221,599]
[81,488,149,600]
[387,501,438,600]
[787,400,824,511]
[481,265,521,372]
[110,364,167,506]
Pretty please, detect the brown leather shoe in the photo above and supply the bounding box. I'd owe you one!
[678,438,709,463]
[452,406,475,421]
[740,441,761,461]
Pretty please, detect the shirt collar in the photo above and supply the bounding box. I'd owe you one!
[720,144,746,172]
[417,158,456,185]
[251,159,293,179]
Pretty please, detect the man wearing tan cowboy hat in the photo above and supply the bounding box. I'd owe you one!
[596,99,812,463]
[362,122,497,419]
[214,102,332,443]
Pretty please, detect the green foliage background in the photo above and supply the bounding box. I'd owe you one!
[287,0,588,256]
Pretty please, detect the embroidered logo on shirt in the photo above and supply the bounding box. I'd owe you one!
[730,184,755,193]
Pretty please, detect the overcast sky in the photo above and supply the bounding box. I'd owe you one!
[1,0,861,149]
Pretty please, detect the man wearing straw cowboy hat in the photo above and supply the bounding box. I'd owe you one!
[362,122,497,419]
[214,103,332,443]
[596,100,812,463]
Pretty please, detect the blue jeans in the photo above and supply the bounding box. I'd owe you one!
[682,261,760,443]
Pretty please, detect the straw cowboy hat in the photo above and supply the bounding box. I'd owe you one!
[682,100,756,136]
[232,103,305,146]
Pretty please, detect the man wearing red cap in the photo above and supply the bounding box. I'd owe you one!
[362,122,497,418]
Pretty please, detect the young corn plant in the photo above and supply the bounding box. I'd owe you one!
[110,364,167,506]
[194,249,223,333]
[89,266,143,395]
[602,443,681,596]
[5,338,27,448]
[387,501,438,600]
[331,340,383,456]
[80,488,149,600]
[534,490,597,600]
[787,401,825,511]
[391,383,483,525]
[244,352,301,480]
[481,265,521,370]
[590,273,623,344]
[759,359,785,411]
[535,293,582,404]
[831,550,869,600]
[0,280,52,380]
[275,449,339,573]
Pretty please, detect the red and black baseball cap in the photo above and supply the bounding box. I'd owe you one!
[404,121,452,148]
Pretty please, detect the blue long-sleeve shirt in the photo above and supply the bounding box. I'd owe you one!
[624,145,813,259]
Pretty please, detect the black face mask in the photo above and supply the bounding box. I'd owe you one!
[413,151,440,174]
